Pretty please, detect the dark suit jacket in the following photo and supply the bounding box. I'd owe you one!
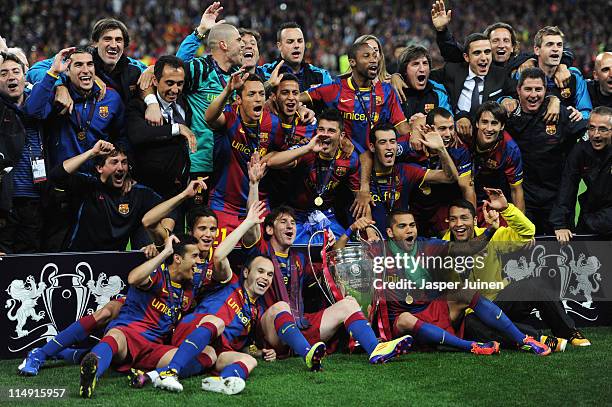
[126,96,193,198]
[430,62,517,118]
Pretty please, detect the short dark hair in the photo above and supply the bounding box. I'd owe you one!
[277,22,302,42]
[517,67,546,88]
[483,22,518,49]
[0,52,25,73]
[591,106,612,125]
[154,55,185,81]
[534,26,564,48]
[71,46,94,58]
[388,209,415,228]
[369,122,397,144]
[264,205,296,238]
[186,206,218,232]
[172,233,199,258]
[448,199,476,219]
[272,73,299,93]
[463,32,489,54]
[237,73,265,96]
[426,107,453,126]
[91,18,130,47]
[347,40,372,60]
[397,45,431,80]
[93,147,128,168]
[475,101,507,126]
[317,108,344,132]
[240,28,262,44]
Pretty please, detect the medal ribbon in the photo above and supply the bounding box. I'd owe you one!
[372,167,397,215]
[74,97,97,143]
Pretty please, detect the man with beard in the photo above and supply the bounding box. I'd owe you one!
[205,73,286,235]
[552,106,612,240]
[502,68,586,234]
[24,47,124,171]
[47,140,169,252]
[260,22,333,92]
[589,52,612,108]
[394,45,451,119]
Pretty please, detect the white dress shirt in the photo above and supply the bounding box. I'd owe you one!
[457,68,485,113]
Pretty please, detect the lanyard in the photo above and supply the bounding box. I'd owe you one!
[162,265,184,324]
[74,97,97,143]
[283,116,299,146]
[372,167,397,215]
[212,60,228,88]
[350,77,376,130]
[241,286,259,334]
[315,151,338,199]
[238,110,261,153]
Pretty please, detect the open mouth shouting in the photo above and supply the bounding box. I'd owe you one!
[548,53,561,64]
[382,150,395,165]
[79,74,93,88]
[367,63,378,78]
[476,61,489,75]
[290,50,302,61]
[255,278,271,293]
[283,100,297,115]
[524,95,542,111]
[252,104,263,118]
[590,136,606,150]
[415,73,427,88]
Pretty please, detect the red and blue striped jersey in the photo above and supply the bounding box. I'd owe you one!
[306,77,407,153]
[281,119,317,147]
[106,265,194,343]
[209,105,286,215]
[189,273,265,351]
[289,146,361,211]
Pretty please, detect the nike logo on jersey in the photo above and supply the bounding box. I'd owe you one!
[496,310,503,320]
[340,98,353,103]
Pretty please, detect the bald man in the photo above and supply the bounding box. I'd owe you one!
[589,52,612,108]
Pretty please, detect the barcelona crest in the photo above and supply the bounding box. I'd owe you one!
[335,166,347,176]
[424,103,435,113]
[99,106,109,118]
[259,132,269,144]
[546,124,557,135]
[118,203,130,215]
[560,88,571,99]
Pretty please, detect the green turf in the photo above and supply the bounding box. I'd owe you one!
[2,327,611,406]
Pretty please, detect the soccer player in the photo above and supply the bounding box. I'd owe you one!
[468,101,525,214]
[589,52,612,108]
[260,22,333,91]
[265,109,359,243]
[368,206,551,356]
[300,41,409,155]
[443,190,590,348]
[205,71,286,234]
[365,120,459,233]
[149,201,327,394]
[502,68,587,234]
[240,164,413,365]
[78,234,201,398]
[552,106,612,241]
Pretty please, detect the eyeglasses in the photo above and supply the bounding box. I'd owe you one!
[587,125,612,134]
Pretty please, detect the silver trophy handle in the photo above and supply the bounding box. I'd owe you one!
[307,230,336,305]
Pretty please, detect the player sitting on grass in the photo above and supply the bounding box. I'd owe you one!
[78,234,201,398]
[144,201,327,395]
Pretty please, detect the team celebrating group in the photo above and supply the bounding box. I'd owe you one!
[2,0,609,399]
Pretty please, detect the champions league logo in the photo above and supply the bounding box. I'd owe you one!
[503,244,603,321]
[4,262,125,353]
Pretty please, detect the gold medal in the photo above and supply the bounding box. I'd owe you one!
[77,131,86,141]
[405,294,414,305]
[314,196,323,207]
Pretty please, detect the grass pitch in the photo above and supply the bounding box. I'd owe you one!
[1,327,611,406]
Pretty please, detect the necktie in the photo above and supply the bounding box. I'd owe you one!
[470,76,483,115]
[171,102,186,125]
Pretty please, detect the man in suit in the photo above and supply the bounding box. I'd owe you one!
[127,55,196,202]
[430,33,517,142]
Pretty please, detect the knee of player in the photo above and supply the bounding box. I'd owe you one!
[339,297,361,314]
[200,315,225,334]
[203,346,218,364]
[240,353,258,370]
[269,301,291,315]
[396,312,417,333]
[93,306,113,325]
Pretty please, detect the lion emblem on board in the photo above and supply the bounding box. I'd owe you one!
[569,254,602,307]
[5,276,47,338]
[87,273,125,311]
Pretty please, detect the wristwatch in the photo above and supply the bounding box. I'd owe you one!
[194,28,207,42]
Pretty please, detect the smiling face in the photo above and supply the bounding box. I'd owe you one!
[190,216,218,254]
[96,152,128,188]
[476,111,504,147]
[94,28,124,69]
[237,80,265,123]
[266,211,297,249]
[432,114,455,146]
[594,53,612,96]
[448,206,476,242]
[489,28,513,63]
[518,77,546,113]
[272,79,300,119]
[370,129,397,168]
[464,40,492,76]
[0,59,26,103]
[68,52,96,92]
[241,33,260,68]
[587,113,612,151]
[174,244,200,283]
[387,213,418,251]
[535,35,563,68]
[404,55,430,90]
[243,256,275,298]
[351,44,379,81]
[278,28,305,67]
[155,65,185,103]
[316,118,343,157]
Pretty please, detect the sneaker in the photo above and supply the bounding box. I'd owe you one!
[470,341,500,355]
[202,376,246,395]
[153,368,183,392]
[128,368,151,389]
[569,330,591,347]
[79,353,98,399]
[369,335,413,364]
[304,342,326,371]
[521,336,551,356]
[540,335,567,352]
[18,348,45,376]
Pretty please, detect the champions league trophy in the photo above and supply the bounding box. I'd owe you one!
[309,226,385,313]
[41,261,93,332]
